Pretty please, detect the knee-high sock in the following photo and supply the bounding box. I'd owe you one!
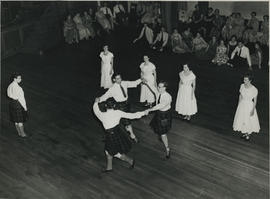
[126,125,136,139]
[18,124,27,137]
[15,124,22,136]
[161,134,169,151]
[119,154,133,165]
[105,150,113,170]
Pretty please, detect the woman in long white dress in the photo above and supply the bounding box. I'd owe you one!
[175,64,197,121]
[100,45,114,89]
[233,74,260,141]
[140,55,158,107]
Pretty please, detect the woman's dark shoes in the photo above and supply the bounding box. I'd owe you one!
[101,168,113,173]
[166,149,171,159]
[129,159,135,169]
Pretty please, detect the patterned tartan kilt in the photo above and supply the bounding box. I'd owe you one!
[115,101,131,126]
[104,124,132,156]
[150,110,172,135]
[9,100,27,123]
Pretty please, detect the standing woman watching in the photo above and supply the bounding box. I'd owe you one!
[233,73,260,141]
[175,64,197,121]
[100,45,114,89]
[140,55,158,107]
[7,73,28,137]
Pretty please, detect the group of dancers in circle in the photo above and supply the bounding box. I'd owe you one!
[92,44,260,172]
[6,2,264,173]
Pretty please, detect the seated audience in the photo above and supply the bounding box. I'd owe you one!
[192,32,208,58]
[204,36,218,60]
[227,35,238,58]
[210,9,224,39]
[152,27,169,52]
[228,40,252,70]
[133,23,154,48]
[82,11,95,38]
[95,6,112,33]
[182,27,193,50]
[63,14,78,44]
[100,2,114,30]
[113,2,127,26]
[212,39,229,66]
[171,29,190,54]
[73,13,91,41]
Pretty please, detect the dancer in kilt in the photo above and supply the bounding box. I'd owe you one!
[149,81,172,159]
[99,73,142,143]
[7,73,28,137]
[93,97,149,172]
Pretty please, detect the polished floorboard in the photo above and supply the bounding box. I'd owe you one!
[1,26,269,199]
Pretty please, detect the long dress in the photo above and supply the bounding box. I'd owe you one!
[140,62,157,103]
[171,33,190,53]
[212,45,229,65]
[233,84,260,134]
[175,71,197,115]
[100,51,114,89]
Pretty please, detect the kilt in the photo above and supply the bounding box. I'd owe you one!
[150,109,172,135]
[9,99,27,123]
[115,101,131,126]
[104,124,132,156]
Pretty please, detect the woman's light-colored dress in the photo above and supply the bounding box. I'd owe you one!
[175,71,197,115]
[212,45,229,65]
[100,51,114,89]
[233,84,260,134]
[140,62,157,103]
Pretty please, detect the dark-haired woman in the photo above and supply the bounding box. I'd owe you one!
[227,35,237,58]
[175,64,197,121]
[93,98,149,172]
[233,74,260,141]
[7,73,28,137]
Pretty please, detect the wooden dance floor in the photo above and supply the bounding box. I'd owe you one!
[1,30,269,199]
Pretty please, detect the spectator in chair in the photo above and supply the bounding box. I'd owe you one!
[152,27,169,52]
[228,40,252,70]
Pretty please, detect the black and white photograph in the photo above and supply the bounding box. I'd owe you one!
[0,1,269,198]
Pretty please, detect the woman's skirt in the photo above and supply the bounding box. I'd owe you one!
[150,110,172,135]
[9,99,27,123]
[104,125,132,156]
